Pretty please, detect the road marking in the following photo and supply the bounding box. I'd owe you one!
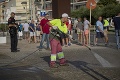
[91,51,114,67]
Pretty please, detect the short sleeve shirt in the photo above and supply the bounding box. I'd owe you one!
[84,20,90,30]
[77,22,83,30]
[96,21,103,32]
[40,18,50,34]
[8,17,15,25]
[29,23,35,32]
[23,23,29,32]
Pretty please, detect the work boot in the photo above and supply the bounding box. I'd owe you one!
[59,58,69,66]
[50,63,58,68]
[50,62,58,68]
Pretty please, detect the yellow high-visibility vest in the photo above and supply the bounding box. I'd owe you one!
[50,19,68,34]
[104,20,109,27]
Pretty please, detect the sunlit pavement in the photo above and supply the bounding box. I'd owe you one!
[0,32,120,80]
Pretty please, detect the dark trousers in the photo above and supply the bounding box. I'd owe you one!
[9,27,18,51]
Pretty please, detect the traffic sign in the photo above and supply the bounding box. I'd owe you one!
[40,11,46,16]
[86,0,96,10]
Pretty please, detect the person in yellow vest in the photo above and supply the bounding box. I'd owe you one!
[103,18,109,45]
[47,13,69,68]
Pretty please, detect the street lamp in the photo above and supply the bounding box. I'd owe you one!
[21,1,28,21]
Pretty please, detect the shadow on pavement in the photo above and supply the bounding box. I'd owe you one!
[0,65,62,80]
[68,61,110,80]
[41,56,50,65]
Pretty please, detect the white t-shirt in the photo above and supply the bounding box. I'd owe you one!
[84,20,90,30]
[68,19,71,24]
[73,20,78,28]
[23,23,29,32]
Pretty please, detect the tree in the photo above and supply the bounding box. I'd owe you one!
[102,4,120,18]
[97,0,118,6]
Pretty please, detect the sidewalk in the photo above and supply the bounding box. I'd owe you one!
[0,34,120,80]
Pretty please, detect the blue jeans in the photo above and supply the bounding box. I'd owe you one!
[40,33,50,49]
[115,30,120,48]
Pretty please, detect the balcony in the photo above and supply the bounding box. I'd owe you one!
[71,0,87,5]
[15,9,29,13]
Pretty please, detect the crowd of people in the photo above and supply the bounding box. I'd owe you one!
[16,13,120,48]
[8,12,120,67]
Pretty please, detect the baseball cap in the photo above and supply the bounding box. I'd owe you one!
[62,13,68,18]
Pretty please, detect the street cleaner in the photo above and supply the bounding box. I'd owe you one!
[47,13,69,68]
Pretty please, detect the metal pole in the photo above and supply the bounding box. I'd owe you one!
[30,0,32,20]
[26,0,28,21]
[73,0,74,11]
[89,3,92,46]
[33,0,35,20]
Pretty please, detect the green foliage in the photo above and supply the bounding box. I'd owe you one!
[0,24,8,32]
[98,0,118,6]
[102,4,120,18]
[71,3,120,24]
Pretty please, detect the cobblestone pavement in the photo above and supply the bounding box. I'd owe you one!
[0,32,120,80]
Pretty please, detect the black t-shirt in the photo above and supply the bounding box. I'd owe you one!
[8,17,16,25]
[113,16,120,30]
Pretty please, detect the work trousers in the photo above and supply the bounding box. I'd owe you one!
[50,38,66,65]
[9,27,18,51]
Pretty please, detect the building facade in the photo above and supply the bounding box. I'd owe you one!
[2,0,119,21]
[0,1,7,22]
[35,0,87,19]
[4,0,30,21]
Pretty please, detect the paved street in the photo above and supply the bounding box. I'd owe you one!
[0,32,120,80]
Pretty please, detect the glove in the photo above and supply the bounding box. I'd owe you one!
[52,26,58,30]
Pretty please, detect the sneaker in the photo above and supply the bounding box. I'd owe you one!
[39,47,43,51]
[94,43,98,46]
[68,43,71,46]
[46,48,51,50]
[105,43,108,47]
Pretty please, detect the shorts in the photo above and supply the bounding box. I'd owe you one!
[84,30,89,35]
[36,31,40,36]
[103,30,108,37]
[24,31,29,35]
[18,31,23,36]
[96,32,104,38]
[59,33,68,39]
[30,32,36,36]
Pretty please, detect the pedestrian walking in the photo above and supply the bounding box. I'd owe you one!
[36,22,41,43]
[62,17,71,47]
[103,18,109,44]
[39,13,50,50]
[23,21,29,40]
[29,19,36,43]
[112,13,120,49]
[18,22,23,40]
[95,16,108,46]
[76,18,83,44]
[47,13,69,68]
[83,17,91,46]
[8,12,20,52]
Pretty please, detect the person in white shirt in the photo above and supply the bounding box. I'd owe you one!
[83,17,91,46]
[23,21,29,40]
